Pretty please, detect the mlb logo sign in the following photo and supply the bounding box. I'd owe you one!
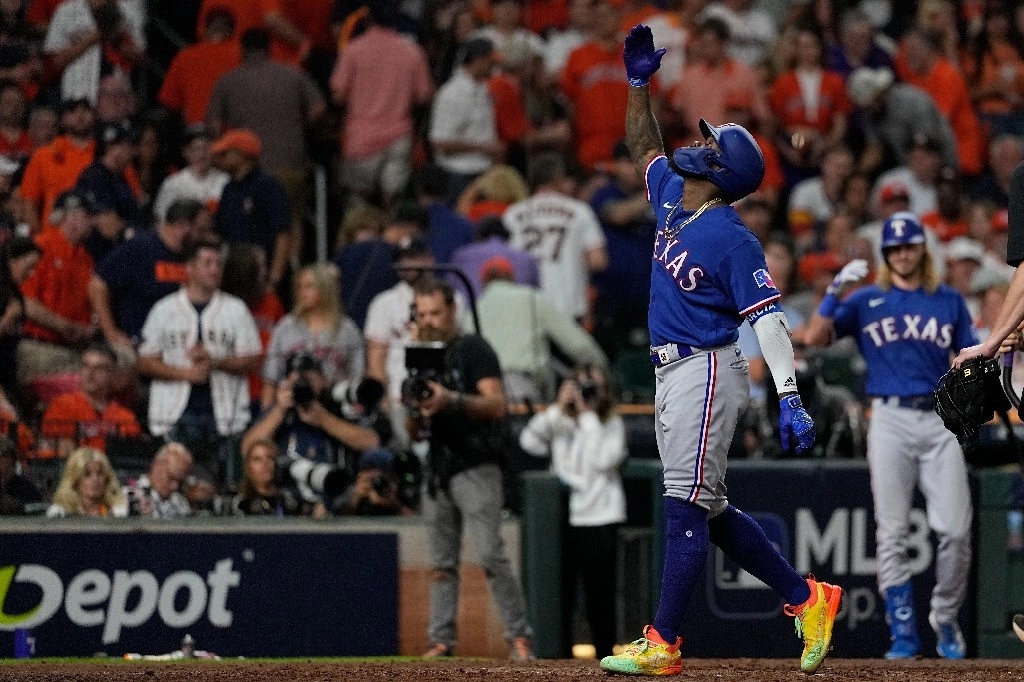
[753,268,775,289]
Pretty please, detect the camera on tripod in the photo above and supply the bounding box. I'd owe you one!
[402,342,447,404]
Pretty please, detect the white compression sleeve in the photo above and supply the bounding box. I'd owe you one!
[751,310,798,396]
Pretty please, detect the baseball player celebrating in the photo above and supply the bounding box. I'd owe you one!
[804,212,976,659]
[600,25,842,677]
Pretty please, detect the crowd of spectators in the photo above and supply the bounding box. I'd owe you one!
[0,0,1022,517]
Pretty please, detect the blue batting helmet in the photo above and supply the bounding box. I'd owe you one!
[880,211,926,250]
[671,119,765,203]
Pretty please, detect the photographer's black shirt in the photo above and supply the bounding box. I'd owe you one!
[1007,163,1024,267]
[429,334,505,482]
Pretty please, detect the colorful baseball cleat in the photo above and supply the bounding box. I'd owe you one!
[929,612,966,659]
[599,625,682,676]
[783,576,842,674]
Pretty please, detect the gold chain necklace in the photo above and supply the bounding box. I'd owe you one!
[664,198,722,240]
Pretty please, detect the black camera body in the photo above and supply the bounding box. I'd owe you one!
[577,377,599,403]
[292,375,317,409]
[402,342,448,404]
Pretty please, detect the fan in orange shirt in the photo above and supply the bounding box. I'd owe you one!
[896,27,986,176]
[561,1,634,170]
[488,41,571,166]
[195,0,312,65]
[769,25,852,179]
[16,98,95,234]
[158,8,241,125]
[40,342,141,460]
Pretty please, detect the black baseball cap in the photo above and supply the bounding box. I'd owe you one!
[182,123,216,145]
[394,235,432,261]
[60,97,91,113]
[52,188,101,218]
[97,120,137,147]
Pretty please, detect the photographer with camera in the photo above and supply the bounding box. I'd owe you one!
[240,352,380,509]
[126,442,196,518]
[338,447,414,516]
[518,365,627,660]
[409,278,535,661]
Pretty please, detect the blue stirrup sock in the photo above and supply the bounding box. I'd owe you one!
[708,505,810,607]
[652,496,709,643]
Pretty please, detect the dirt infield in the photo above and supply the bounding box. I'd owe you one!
[3,658,1024,682]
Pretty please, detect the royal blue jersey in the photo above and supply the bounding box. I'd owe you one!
[646,155,780,348]
[833,283,977,397]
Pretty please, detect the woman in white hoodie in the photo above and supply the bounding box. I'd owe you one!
[519,365,627,659]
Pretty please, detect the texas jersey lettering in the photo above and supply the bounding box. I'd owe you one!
[833,284,976,397]
[647,156,779,349]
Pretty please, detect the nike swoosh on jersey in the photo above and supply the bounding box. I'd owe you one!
[663,202,674,209]
[869,298,885,307]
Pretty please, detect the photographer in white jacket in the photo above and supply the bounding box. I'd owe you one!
[519,365,627,659]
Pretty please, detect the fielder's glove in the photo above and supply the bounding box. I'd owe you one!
[779,394,815,455]
[934,356,1010,450]
[623,25,665,87]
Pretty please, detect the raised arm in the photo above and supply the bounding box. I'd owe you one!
[623,25,666,178]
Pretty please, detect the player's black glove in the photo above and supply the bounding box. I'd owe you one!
[934,356,1011,450]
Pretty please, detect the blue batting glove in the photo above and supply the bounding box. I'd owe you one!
[779,394,815,455]
[623,24,666,87]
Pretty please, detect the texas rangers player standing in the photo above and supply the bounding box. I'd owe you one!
[805,212,976,660]
[600,25,843,677]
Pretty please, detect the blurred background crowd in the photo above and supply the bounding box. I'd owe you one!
[0,0,1022,519]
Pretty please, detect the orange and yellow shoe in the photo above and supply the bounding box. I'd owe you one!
[599,625,682,676]
[784,576,843,674]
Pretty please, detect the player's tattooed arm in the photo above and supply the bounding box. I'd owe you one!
[625,85,665,178]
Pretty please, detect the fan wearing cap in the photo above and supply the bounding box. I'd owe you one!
[74,119,141,260]
[477,255,606,402]
[847,66,957,174]
[17,188,100,385]
[450,215,539,301]
[211,127,292,291]
[89,198,204,350]
[152,125,230,223]
[15,97,96,232]
[206,27,325,258]
[805,212,977,660]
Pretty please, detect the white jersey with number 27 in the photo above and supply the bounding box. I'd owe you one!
[503,190,606,320]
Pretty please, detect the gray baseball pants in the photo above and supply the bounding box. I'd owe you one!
[867,399,972,623]
[426,463,532,650]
